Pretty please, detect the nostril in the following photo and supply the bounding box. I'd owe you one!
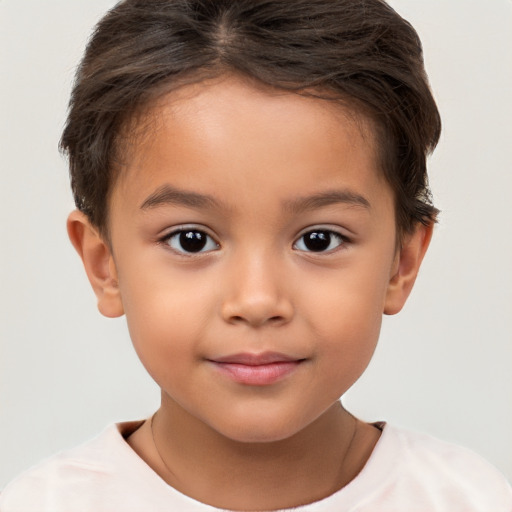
[228,314,285,326]
[221,296,294,327]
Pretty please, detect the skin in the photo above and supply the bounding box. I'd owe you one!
[68,75,432,510]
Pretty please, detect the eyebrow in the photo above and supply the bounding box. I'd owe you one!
[140,184,370,213]
[140,185,223,211]
[283,190,371,213]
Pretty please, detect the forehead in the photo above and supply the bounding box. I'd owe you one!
[112,75,387,213]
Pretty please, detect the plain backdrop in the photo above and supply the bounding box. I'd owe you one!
[1,0,511,489]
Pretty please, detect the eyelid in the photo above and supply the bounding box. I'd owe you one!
[159,223,217,238]
[294,225,350,241]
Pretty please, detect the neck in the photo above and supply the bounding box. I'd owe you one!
[146,394,370,510]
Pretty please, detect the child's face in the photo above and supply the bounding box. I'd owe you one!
[92,76,413,442]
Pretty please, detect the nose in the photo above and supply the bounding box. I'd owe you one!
[220,251,294,328]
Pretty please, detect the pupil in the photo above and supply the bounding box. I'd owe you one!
[304,231,330,252]
[180,231,207,252]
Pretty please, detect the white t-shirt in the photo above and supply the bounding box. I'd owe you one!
[1,420,511,511]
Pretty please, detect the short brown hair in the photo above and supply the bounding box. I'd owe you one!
[60,0,441,238]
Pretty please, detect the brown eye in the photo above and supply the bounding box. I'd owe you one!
[166,229,219,254]
[294,230,345,252]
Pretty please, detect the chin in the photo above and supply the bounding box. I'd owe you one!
[213,414,308,444]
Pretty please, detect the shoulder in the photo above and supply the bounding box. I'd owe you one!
[390,424,508,480]
[0,421,153,512]
[364,423,512,511]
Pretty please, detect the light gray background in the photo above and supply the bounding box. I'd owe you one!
[1,0,511,488]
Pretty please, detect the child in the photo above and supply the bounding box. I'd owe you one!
[1,0,511,510]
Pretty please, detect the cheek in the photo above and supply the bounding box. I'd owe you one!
[301,260,390,375]
[307,310,381,407]
[118,271,216,381]
[303,260,390,331]
[318,309,381,380]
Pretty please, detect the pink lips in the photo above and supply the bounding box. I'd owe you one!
[209,352,304,386]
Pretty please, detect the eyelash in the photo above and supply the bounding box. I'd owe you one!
[159,226,349,255]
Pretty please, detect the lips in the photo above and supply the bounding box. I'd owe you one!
[208,352,305,386]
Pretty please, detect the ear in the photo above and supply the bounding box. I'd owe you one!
[384,222,433,315]
[67,210,124,318]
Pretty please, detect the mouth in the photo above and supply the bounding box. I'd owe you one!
[207,352,306,386]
